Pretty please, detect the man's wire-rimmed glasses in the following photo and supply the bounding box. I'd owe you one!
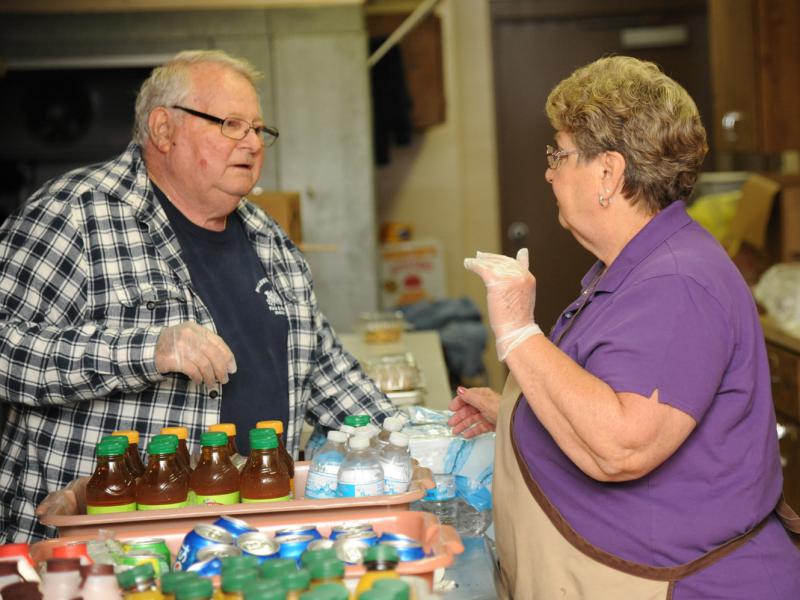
[546,144,579,169]
[172,105,279,147]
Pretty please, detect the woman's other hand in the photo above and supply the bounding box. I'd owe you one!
[448,386,500,438]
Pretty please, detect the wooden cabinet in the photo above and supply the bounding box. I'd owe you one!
[709,0,800,153]
[762,318,800,511]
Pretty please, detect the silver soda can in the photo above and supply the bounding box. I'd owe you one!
[186,543,241,577]
[329,524,374,540]
[339,530,378,547]
[236,532,280,564]
[306,538,335,551]
[175,524,235,571]
[333,536,371,564]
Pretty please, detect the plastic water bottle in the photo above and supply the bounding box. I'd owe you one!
[412,473,458,526]
[380,432,413,495]
[376,416,404,450]
[457,498,493,536]
[336,435,384,498]
[305,430,349,499]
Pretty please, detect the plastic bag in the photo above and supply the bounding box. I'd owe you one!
[754,263,800,337]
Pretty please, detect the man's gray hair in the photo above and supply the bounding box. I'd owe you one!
[133,49,262,146]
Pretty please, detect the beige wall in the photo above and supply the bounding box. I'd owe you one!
[375,0,505,391]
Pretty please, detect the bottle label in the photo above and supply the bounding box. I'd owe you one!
[86,502,137,514]
[381,463,411,495]
[337,478,384,498]
[193,491,240,505]
[241,495,291,503]
[136,499,189,511]
[305,471,339,499]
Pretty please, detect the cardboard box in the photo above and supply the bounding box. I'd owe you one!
[248,191,302,244]
[380,239,446,308]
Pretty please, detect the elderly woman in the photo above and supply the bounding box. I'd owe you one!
[452,56,800,598]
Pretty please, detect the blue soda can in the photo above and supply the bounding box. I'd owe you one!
[376,532,418,544]
[213,516,257,540]
[278,534,314,564]
[339,530,378,547]
[175,524,234,571]
[378,540,425,562]
[274,525,322,540]
[186,543,241,576]
[329,524,374,540]
[236,531,280,564]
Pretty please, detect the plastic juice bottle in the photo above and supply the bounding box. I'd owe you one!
[240,580,287,600]
[371,579,411,600]
[160,572,198,600]
[240,428,290,502]
[308,582,348,599]
[256,420,295,492]
[190,431,240,505]
[260,558,297,580]
[208,423,245,468]
[174,577,214,600]
[308,558,344,588]
[353,545,400,597]
[117,563,159,595]
[86,437,137,514]
[281,568,310,600]
[160,427,192,474]
[136,436,189,510]
[40,557,81,600]
[112,430,147,477]
[81,563,122,600]
[0,562,22,590]
[217,567,258,599]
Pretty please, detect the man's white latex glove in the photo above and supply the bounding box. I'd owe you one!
[155,322,237,388]
[35,476,89,517]
[464,248,543,360]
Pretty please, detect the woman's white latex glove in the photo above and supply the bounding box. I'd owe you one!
[155,322,237,388]
[448,386,499,438]
[464,248,543,360]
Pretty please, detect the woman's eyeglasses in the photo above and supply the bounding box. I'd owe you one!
[546,144,579,169]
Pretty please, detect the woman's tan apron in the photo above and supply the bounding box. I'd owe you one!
[493,374,800,600]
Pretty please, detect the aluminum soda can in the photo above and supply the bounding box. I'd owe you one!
[175,524,234,571]
[236,532,280,564]
[123,538,172,572]
[333,536,371,565]
[377,540,425,562]
[329,524,374,540]
[376,532,417,544]
[277,534,314,564]
[306,538,335,551]
[119,550,169,577]
[213,516,257,540]
[186,543,241,575]
[274,525,322,540]
[186,558,222,577]
[339,530,378,547]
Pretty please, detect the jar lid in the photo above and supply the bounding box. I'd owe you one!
[249,428,278,450]
[200,431,229,447]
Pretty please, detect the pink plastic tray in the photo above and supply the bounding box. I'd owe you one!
[38,461,433,538]
[31,509,462,588]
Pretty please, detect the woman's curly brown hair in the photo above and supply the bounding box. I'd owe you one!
[545,56,708,214]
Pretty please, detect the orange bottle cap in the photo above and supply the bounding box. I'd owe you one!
[256,420,284,435]
[112,430,139,445]
[161,426,188,440]
[209,423,236,436]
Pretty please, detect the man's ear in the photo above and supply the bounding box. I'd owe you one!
[600,150,626,196]
[148,107,174,153]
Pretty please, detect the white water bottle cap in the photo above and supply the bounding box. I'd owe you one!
[389,432,409,447]
[349,436,370,450]
[383,416,403,432]
[328,430,348,443]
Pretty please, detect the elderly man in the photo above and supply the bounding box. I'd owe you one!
[0,50,397,543]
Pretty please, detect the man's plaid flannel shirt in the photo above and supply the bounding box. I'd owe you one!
[0,143,397,542]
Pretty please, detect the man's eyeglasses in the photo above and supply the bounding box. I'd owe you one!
[546,144,579,169]
[172,105,279,147]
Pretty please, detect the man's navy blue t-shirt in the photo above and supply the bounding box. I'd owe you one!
[156,187,289,455]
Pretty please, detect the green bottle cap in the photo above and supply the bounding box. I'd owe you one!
[343,415,370,427]
[116,562,155,590]
[309,557,344,581]
[373,578,411,600]
[281,567,311,591]
[364,543,400,565]
[310,582,349,600]
[95,438,128,457]
[300,547,338,567]
[260,557,297,580]
[243,578,287,600]
[221,567,259,593]
[175,576,214,599]
[249,427,279,450]
[356,591,383,600]
[160,571,198,594]
[152,433,180,448]
[101,434,129,447]
[221,555,260,572]
[200,431,228,447]
[146,437,177,455]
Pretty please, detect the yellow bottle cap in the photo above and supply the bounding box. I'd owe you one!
[256,420,284,435]
[209,423,236,437]
[112,430,139,445]
[161,426,188,440]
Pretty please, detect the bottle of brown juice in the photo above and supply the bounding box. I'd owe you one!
[240,428,290,502]
[256,420,294,493]
[86,437,136,514]
[160,426,192,475]
[189,431,240,505]
[111,430,146,478]
[136,435,189,510]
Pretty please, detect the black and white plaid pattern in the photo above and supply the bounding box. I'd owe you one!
[0,143,397,542]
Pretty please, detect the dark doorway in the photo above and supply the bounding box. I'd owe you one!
[491,0,711,331]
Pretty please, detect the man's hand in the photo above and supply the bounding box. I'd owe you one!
[35,476,89,517]
[155,322,237,388]
[448,386,500,438]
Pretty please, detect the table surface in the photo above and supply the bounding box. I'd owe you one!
[339,331,453,411]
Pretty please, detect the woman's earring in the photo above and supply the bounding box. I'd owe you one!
[598,192,609,208]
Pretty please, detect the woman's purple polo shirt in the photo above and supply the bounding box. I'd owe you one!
[513,201,800,598]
